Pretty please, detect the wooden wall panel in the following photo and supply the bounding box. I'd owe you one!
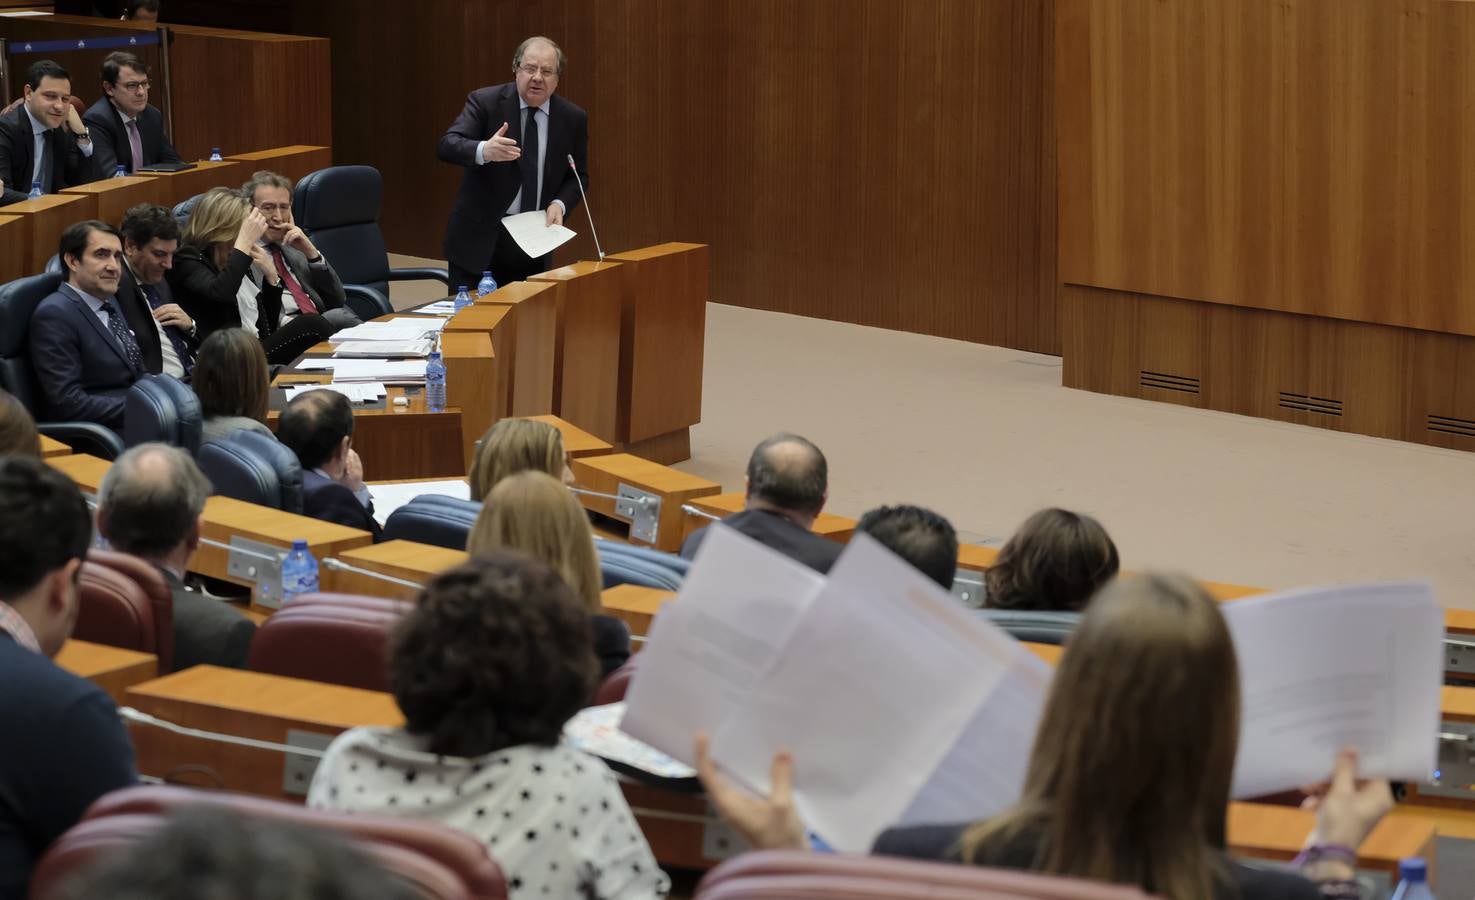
[283,0,1058,353]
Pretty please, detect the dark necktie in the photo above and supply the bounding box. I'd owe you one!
[141,282,195,375]
[104,299,145,373]
[270,245,318,315]
[38,130,55,194]
[520,107,540,213]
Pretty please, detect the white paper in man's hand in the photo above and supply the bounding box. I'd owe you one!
[502,210,576,258]
[1225,582,1444,797]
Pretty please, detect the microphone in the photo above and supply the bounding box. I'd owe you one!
[567,154,605,260]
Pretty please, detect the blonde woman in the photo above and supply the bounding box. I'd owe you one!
[467,417,572,502]
[167,187,332,366]
[467,470,629,678]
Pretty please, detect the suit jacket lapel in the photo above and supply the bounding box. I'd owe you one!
[6,108,35,189]
[542,96,561,198]
[59,283,134,371]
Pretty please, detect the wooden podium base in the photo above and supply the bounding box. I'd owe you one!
[618,427,691,465]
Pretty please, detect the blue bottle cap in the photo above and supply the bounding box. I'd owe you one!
[291,538,308,550]
[457,285,468,292]
[1398,857,1427,881]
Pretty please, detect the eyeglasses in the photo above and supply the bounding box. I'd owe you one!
[116,80,150,93]
[516,63,557,79]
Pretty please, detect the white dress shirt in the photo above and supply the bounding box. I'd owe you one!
[475,97,565,216]
[24,104,93,190]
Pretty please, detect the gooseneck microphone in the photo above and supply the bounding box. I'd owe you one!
[568,154,605,260]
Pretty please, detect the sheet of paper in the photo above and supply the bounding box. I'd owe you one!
[332,339,433,358]
[283,382,387,405]
[414,300,460,316]
[365,478,470,527]
[565,703,697,780]
[502,209,576,258]
[329,321,443,343]
[293,359,427,383]
[620,525,827,765]
[1225,582,1444,797]
[710,534,1048,854]
[384,316,449,332]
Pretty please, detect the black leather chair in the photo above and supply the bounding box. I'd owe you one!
[292,166,449,319]
[197,430,304,513]
[976,608,1081,645]
[382,494,479,550]
[44,254,63,275]
[596,541,687,590]
[172,192,204,227]
[0,272,126,459]
[123,374,203,454]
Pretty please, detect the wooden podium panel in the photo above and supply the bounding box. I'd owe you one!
[482,281,559,417]
[125,666,401,799]
[530,261,624,441]
[3,194,92,274]
[0,216,24,282]
[225,146,332,183]
[61,176,161,225]
[56,640,158,705]
[599,584,673,638]
[142,160,243,208]
[568,453,721,552]
[521,414,613,459]
[680,492,856,544]
[323,540,468,601]
[956,545,1000,574]
[606,243,709,462]
[442,331,496,468]
[38,435,70,458]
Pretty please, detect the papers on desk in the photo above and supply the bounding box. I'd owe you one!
[332,339,434,358]
[282,382,387,405]
[503,209,576,258]
[295,358,427,383]
[564,703,697,781]
[415,300,461,316]
[385,316,449,332]
[366,478,471,527]
[1224,581,1443,797]
[330,321,445,344]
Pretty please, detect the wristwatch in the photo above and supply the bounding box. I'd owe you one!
[73,128,91,142]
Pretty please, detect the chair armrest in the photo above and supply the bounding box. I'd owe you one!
[39,423,126,460]
[385,267,452,289]
[342,284,393,320]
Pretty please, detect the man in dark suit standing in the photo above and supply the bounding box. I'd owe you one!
[84,51,182,177]
[276,390,384,541]
[96,444,256,672]
[437,35,589,291]
[0,60,100,207]
[118,203,197,377]
[29,221,147,432]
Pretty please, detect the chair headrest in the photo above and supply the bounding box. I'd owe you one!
[294,166,384,230]
[124,375,204,455]
[382,495,480,551]
[0,273,65,357]
[72,560,159,657]
[597,547,684,591]
[975,608,1081,646]
[248,602,403,692]
[172,192,204,226]
[198,438,284,510]
[86,549,175,671]
[229,430,303,515]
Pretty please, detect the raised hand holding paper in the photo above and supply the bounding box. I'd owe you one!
[502,209,576,259]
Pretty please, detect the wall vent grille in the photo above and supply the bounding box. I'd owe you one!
[1140,371,1200,395]
[1429,414,1475,438]
[1278,393,1343,417]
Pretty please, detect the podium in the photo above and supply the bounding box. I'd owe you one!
[530,261,625,442]
[476,281,559,419]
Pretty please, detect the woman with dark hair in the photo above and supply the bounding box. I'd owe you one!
[984,507,1120,612]
[697,574,1390,900]
[193,328,273,444]
[308,552,668,899]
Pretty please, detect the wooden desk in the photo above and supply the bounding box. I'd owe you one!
[2,194,91,274]
[478,280,559,418]
[570,453,721,553]
[46,453,112,494]
[56,640,158,705]
[521,414,614,459]
[125,666,401,799]
[442,331,496,469]
[600,584,674,638]
[956,544,1000,574]
[530,261,625,441]
[61,175,161,225]
[321,540,467,601]
[225,146,332,184]
[680,493,856,545]
[0,215,27,282]
[268,384,465,482]
[195,496,374,601]
[141,160,243,208]
[38,435,70,458]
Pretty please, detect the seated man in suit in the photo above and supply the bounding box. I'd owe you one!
[242,170,358,332]
[95,443,256,672]
[0,457,137,899]
[276,390,383,540]
[84,51,182,177]
[30,220,148,432]
[680,433,843,573]
[118,203,197,377]
[121,0,160,23]
[0,59,99,207]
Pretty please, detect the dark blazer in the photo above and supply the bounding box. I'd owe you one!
[872,823,1321,900]
[302,469,384,541]
[0,103,100,207]
[680,508,844,575]
[0,634,137,900]
[29,283,146,430]
[436,82,589,274]
[82,97,181,176]
[167,244,285,344]
[117,263,196,376]
[160,567,255,672]
[591,613,631,681]
[257,242,348,316]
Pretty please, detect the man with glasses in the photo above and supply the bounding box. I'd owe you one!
[241,169,357,330]
[84,51,182,176]
[437,35,590,291]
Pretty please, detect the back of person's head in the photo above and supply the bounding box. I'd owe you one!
[0,457,90,654]
[242,169,294,206]
[468,418,566,502]
[193,329,269,423]
[100,50,148,85]
[54,805,418,900]
[96,443,210,560]
[278,390,354,470]
[855,504,958,589]
[984,508,1119,612]
[745,432,827,518]
[25,59,68,92]
[0,390,40,458]
[391,552,597,757]
[961,574,1237,899]
[119,202,180,249]
[467,470,600,612]
[181,186,247,249]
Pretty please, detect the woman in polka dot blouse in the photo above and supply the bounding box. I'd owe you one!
[308,552,669,899]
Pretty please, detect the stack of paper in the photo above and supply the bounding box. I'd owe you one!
[332,339,434,358]
[295,358,427,383]
[282,382,387,405]
[329,320,445,344]
[415,300,461,316]
[384,316,449,332]
[366,478,471,527]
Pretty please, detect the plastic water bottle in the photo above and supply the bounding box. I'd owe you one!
[425,350,447,412]
[279,539,319,608]
[1391,858,1435,900]
[476,270,498,297]
[209,147,223,162]
[27,180,42,200]
[112,164,127,178]
[453,284,473,312]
